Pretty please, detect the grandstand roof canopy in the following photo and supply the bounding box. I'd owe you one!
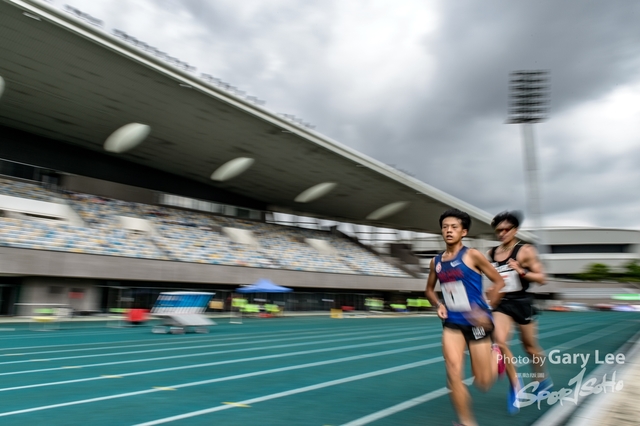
[0,0,498,236]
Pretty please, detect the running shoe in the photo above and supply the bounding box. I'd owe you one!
[492,344,506,376]
[507,376,524,415]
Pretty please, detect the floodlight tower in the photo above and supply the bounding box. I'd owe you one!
[508,70,549,250]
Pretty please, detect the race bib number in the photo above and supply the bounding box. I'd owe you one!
[500,270,522,293]
[441,281,471,312]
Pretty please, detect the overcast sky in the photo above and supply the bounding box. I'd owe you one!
[57,0,640,230]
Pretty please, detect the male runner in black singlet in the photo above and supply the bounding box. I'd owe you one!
[489,211,551,414]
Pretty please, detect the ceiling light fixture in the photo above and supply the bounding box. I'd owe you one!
[103,123,151,153]
[366,201,410,220]
[210,157,255,181]
[294,182,337,203]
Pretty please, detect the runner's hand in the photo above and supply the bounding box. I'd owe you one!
[463,304,492,329]
[437,303,448,319]
[485,286,502,309]
[507,258,525,275]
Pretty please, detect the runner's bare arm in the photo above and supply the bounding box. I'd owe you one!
[510,244,546,284]
[425,258,447,319]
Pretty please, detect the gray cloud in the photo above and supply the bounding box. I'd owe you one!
[68,0,640,229]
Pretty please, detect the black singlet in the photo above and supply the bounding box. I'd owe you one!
[489,244,531,299]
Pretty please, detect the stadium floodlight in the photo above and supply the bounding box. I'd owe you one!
[508,71,549,124]
[508,70,549,251]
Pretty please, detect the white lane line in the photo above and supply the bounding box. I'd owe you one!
[0,328,431,375]
[2,318,432,349]
[0,343,438,418]
[548,321,638,351]
[0,326,429,366]
[0,313,593,358]
[0,327,162,342]
[339,318,637,425]
[534,322,606,340]
[0,313,628,346]
[0,320,600,412]
[0,317,597,417]
[0,334,437,392]
[341,377,476,426]
[0,323,428,355]
[134,357,448,426]
[2,318,580,377]
[0,315,582,366]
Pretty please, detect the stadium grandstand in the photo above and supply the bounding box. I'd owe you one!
[0,0,493,317]
[0,0,638,318]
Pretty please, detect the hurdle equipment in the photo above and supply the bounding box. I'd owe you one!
[106,308,129,328]
[150,291,216,334]
[230,297,246,324]
[15,303,71,331]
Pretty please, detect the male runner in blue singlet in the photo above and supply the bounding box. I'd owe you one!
[425,209,506,426]
[488,211,551,414]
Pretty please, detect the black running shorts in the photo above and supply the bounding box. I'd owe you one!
[443,321,494,343]
[494,297,537,325]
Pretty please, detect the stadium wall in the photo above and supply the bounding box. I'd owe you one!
[16,277,100,316]
[0,246,426,312]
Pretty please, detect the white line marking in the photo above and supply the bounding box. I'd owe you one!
[0,317,585,392]
[134,357,448,426]
[0,344,438,418]
[0,316,593,417]
[0,335,436,392]
[0,314,618,422]
[339,318,637,425]
[0,323,427,355]
[0,326,429,366]
[341,377,475,426]
[0,328,432,377]
[0,318,433,347]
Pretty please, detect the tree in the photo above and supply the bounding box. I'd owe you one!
[624,261,640,280]
[579,263,611,281]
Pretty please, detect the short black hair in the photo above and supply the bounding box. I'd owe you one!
[439,208,471,230]
[491,210,523,229]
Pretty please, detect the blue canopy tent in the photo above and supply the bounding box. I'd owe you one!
[233,279,292,320]
[236,279,293,293]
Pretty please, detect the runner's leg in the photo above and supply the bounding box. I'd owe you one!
[493,310,523,414]
[493,311,518,386]
[468,338,497,391]
[443,327,477,426]
[519,321,547,379]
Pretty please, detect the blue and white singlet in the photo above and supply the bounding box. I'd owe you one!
[434,246,491,325]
